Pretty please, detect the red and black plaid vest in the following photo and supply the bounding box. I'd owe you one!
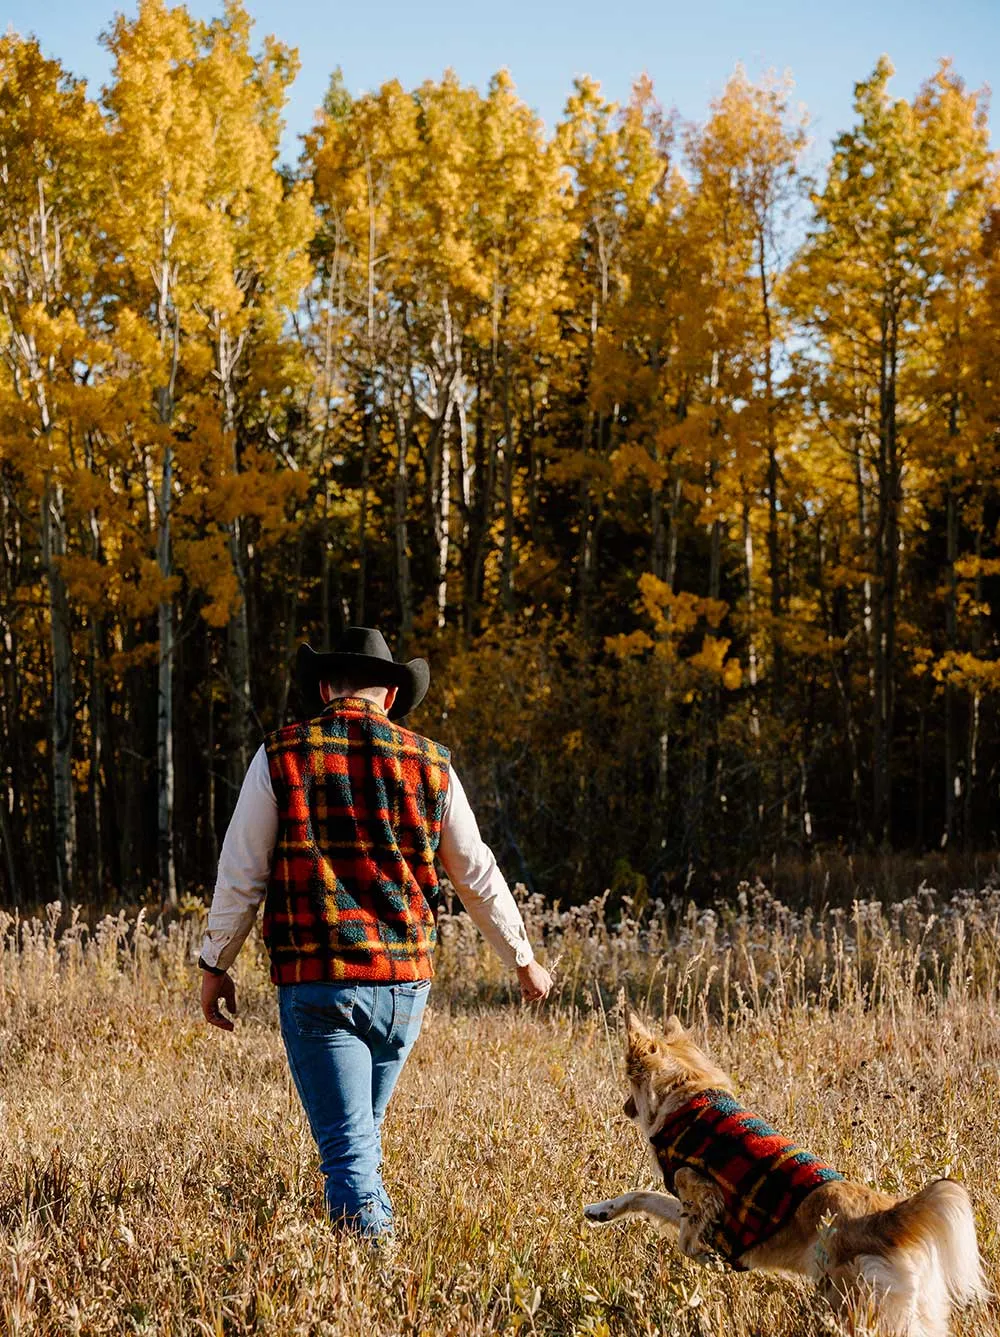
[652,1089,844,1267]
[261,697,451,985]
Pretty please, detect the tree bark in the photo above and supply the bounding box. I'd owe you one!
[153,196,179,905]
[463,352,498,637]
[757,231,784,701]
[392,390,414,642]
[356,372,373,624]
[82,428,107,901]
[157,553,176,904]
[277,533,305,725]
[0,483,23,905]
[743,504,764,835]
[356,146,379,626]
[88,619,105,900]
[943,475,958,847]
[215,321,253,810]
[500,344,517,614]
[155,346,179,906]
[871,295,900,846]
[963,519,984,851]
[225,547,252,789]
[0,793,17,907]
[437,400,451,629]
[42,481,76,904]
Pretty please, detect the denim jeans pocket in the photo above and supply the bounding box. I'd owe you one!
[389,980,430,1049]
[288,984,359,1037]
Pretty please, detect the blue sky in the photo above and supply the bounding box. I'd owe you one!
[4,0,996,168]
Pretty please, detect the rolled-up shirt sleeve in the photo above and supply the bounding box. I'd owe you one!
[199,743,277,972]
[437,766,535,969]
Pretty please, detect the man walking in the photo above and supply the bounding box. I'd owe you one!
[198,627,552,1237]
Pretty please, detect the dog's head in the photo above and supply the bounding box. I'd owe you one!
[623,1010,733,1133]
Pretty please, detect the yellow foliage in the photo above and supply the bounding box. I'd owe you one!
[604,629,654,659]
[689,634,730,677]
[3,27,1000,887]
[638,573,729,637]
[932,652,1000,693]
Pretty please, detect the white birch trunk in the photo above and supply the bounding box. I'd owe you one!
[157,434,177,905]
[42,481,76,902]
[438,412,451,628]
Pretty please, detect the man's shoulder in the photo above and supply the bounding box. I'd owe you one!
[263,716,313,757]
[262,713,450,765]
[391,719,451,768]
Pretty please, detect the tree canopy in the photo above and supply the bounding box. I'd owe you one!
[1,6,998,907]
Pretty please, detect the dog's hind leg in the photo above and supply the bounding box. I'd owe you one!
[822,1255,924,1337]
[673,1167,724,1262]
[823,1179,985,1336]
[584,1191,683,1232]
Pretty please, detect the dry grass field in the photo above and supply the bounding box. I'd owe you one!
[3,884,1000,1336]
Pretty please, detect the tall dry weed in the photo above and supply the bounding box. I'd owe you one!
[2,884,999,1335]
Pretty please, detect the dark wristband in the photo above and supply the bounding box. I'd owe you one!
[198,956,225,976]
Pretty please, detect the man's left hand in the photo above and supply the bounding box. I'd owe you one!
[201,969,238,1032]
[517,960,553,1002]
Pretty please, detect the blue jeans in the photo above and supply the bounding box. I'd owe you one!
[278,980,430,1236]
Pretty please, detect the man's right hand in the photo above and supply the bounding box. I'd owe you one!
[201,969,238,1032]
[517,959,553,1003]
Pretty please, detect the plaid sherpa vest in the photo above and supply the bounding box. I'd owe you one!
[652,1088,844,1267]
[261,697,451,985]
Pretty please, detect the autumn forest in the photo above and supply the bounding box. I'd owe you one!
[2,0,999,910]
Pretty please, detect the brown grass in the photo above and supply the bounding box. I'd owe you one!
[2,884,1000,1336]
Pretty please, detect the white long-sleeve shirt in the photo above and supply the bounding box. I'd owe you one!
[200,742,535,974]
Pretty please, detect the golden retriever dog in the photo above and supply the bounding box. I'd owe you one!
[584,1011,986,1336]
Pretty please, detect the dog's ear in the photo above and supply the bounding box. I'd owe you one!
[625,1010,659,1061]
[663,1014,685,1043]
[626,1010,652,1041]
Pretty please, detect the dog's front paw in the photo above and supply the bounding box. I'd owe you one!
[584,1198,617,1225]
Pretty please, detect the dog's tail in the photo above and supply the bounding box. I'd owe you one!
[835,1179,987,1336]
[894,1179,988,1310]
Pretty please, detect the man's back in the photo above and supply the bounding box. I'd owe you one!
[263,696,451,986]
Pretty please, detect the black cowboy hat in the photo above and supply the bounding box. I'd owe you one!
[295,627,430,722]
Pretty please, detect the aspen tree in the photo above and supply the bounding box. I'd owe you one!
[0,37,105,900]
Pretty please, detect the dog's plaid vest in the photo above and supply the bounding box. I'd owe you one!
[261,697,451,985]
[652,1089,844,1267]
